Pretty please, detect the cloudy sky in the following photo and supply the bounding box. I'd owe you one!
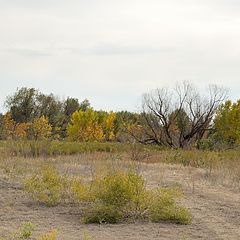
[0,0,240,112]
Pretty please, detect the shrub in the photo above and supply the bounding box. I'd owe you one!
[13,222,35,240]
[196,139,214,150]
[69,178,93,202]
[38,229,58,240]
[23,165,192,225]
[82,170,147,223]
[149,189,192,224]
[82,170,191,224]
[83,203,123,224]
[24,165,63,206]
[0,223,58,240]
[93,170,145,208]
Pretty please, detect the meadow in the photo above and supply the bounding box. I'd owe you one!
[0,141,240,239]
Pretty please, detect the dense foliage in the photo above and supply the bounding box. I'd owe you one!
[0,85,239,149]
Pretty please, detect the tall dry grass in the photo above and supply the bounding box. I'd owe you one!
[0,140,239,192]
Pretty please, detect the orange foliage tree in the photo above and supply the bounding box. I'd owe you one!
[1,112,29,140]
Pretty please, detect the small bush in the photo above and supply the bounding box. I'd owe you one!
[0,222,35,240]
[23,165,192,225]
[0,223,58,240]
[83,203,123,224]
[82,170,191,224]
[13,222,35,240]
[93,170,145,208]
[24,165,63,206]
[38,229,58,240]
[69,178,93,202]
[149,189,192,224]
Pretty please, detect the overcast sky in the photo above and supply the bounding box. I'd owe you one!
[0,0,240,112]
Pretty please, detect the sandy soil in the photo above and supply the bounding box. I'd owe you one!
[0,159,239,240]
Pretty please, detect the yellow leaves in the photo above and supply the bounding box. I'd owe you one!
[103,111,116,141]
[67,109,103,141]
[67,109,116,142]
[31,116,52,140]
[1,113,52,140]
[215,100,240,143]
[15,122,29,139]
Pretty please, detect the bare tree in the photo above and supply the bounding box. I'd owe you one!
[135,82,227,148]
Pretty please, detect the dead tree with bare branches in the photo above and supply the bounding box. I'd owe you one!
[134,82,227,148]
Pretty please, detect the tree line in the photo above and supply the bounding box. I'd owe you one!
[0,83,239,149]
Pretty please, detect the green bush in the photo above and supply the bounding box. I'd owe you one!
[149,189,192,224]
[68,177,93,202]
[83,203,123,224]
[23,165,192,225]
[13,222,35,240]
[24,165,63,206]
[94,170,145,208]
[196,139,214,150]
[82,170,192,224]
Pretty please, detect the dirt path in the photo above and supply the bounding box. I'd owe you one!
[0,162,239,240]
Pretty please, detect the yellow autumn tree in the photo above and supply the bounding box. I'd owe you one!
[67,109,104,142]
[15,122,29,139]
[30,116,52,140]
[214,100,240,144]
[103,111,116,141]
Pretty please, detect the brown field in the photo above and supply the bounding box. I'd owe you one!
[0,150,240,240]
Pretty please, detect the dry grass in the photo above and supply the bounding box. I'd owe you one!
[0,153,240,239]
[0,141,240,239]
[1,143,240,192]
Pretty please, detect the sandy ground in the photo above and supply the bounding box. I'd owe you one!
[0,157,239,240]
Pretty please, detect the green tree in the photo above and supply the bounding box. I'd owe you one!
[63,97,80,119]
[5,88,91,139]
[79,99,91,111]
[36,93,64,127]
[214,100,240,144]
[5,87,39,122]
